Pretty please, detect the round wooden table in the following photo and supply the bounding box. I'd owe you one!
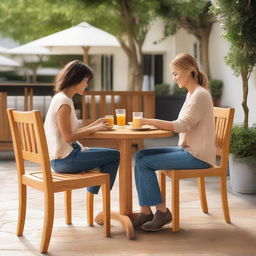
[87,125,173,239]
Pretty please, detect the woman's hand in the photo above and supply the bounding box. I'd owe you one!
[89,117,106,126]
[90,118,112,132]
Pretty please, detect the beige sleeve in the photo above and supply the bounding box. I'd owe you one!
[172,92,207,133]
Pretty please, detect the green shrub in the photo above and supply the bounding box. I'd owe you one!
[210,79,223,100]
[230,125,256,158]
[154,83,170,96]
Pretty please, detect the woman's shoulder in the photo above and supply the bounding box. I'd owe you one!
[52,92,72,104]
[190,86,212,107]
[194,86,211,99]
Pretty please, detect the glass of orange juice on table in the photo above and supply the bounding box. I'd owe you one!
[115,109,126,127]
[132,112,143,129]
[105,115,114,128]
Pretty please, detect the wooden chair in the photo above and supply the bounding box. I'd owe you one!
[159,107,235,232]
[7,108,110,253]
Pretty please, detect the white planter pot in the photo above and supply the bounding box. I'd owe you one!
[229,154,256,194]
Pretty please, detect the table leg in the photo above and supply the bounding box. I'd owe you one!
[95,138,135,239]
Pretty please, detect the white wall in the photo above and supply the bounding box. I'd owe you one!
[209,22,256,125]
[113,49,128,91]
[142,19,174,84]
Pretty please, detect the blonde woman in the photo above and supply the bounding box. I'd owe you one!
[133,53,215,231]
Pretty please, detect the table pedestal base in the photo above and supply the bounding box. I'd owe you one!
[95,211,135,240]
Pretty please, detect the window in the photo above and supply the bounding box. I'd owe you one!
[101,55,113,91]
[143,54,163,91]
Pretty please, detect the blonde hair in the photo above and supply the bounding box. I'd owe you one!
[171,53,208,89]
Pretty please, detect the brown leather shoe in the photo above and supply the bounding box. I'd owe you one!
[141,208,172,231]
[132,212,154,228]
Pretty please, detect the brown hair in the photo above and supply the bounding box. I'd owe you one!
[54,60,93,92]
[171,53,208,89]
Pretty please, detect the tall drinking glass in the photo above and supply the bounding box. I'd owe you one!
[132,112,143,128]
[105,115,114,128]
[115,109,126,127]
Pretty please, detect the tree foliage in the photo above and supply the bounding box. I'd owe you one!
[212,0,256,128]
[0,0,159,91]
[157,0,215,78]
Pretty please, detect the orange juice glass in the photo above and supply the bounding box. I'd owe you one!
[105,115,114,128]
[115,109,126,127]
[132,112,143,128]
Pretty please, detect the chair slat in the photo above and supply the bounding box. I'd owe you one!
[29,123,37,153]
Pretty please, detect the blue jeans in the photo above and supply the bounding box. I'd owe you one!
[50,142,120,194]
[135,147,211,206]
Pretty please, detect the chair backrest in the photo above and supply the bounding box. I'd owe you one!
[7,109,53,185]
[213,107,235,168]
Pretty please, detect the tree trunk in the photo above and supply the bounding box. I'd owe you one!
[127,57,143,91]
[119,0,144,91]
[199,28,211,79]
[241,70,249,128]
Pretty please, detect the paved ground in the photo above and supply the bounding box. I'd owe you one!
[1,137,256,256]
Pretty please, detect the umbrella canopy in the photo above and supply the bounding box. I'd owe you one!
[0,46,8,54]
[27,22,120,63]
[7,44,54,55]
[0,55,21,67]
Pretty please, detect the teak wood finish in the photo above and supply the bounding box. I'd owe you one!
[86,126,173,239]
[159,107,235,232]
[7,109,110,253]
[0,88,155,151]
[80,91,155,149]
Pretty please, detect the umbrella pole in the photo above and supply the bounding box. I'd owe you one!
[82,46,90,64]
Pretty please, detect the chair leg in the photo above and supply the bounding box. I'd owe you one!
[159,171,166,205]
[102,178,110,237]
[64,190,72,225]
[87,192,94,226]
[17,184,27,236]
[172,174,180,232]
[220,175,231,223]
[40,192,54,254]
[198,177,208,213]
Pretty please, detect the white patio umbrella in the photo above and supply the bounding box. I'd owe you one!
[0,55,21,67]
[6,44,62,82]
[7,44,53,55]
[0,46,8,54]
[26,22,120,63]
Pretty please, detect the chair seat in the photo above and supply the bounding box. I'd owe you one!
[22,171,109,192]
[161,165,222,179]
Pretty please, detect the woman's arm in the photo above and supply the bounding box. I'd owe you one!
[142,118,173,131]
[57,104,110,143]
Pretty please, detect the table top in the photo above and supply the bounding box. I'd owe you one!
[87,125,173,139]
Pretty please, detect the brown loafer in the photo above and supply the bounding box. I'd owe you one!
[132,212,154,228]
[141,208,172,231]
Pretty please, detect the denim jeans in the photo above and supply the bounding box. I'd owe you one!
[135,147,211,206]
[50,142,120,194]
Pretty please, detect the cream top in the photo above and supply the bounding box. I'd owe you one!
[172,86,216,166]
[44,92,86,160]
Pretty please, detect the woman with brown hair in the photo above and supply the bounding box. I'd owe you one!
[133,53,215,231]
[44,60,119,194]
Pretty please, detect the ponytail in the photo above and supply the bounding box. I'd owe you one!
[197,70,208,89]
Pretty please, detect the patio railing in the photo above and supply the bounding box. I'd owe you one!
[0,83,155,151]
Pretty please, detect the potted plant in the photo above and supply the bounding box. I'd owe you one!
[209,79,223,107]
[229,125,256,193]
[155,83,186,121]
